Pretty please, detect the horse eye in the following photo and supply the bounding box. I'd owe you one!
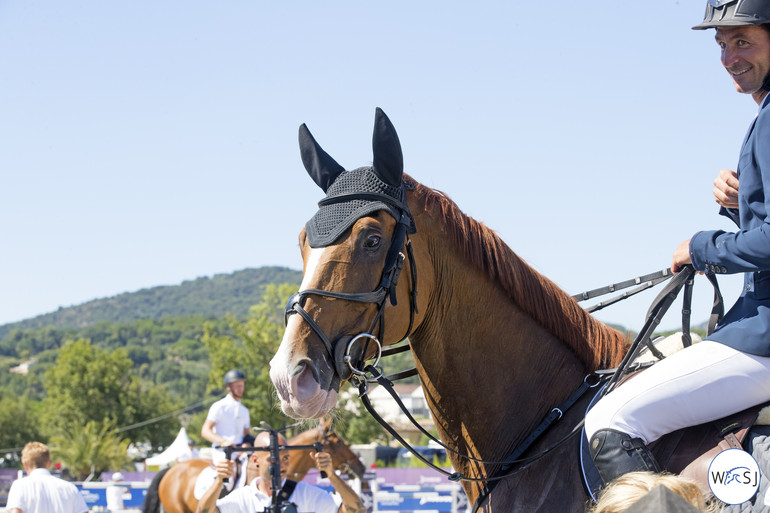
[364,234,381,249]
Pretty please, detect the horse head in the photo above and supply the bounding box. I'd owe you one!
[320,425,367,480]
[285,420,366,482]
[270,108,421,420]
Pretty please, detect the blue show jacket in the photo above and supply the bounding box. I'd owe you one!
[690,97,770,356]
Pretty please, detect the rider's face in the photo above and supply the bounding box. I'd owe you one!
[717,25,770,102]
[228,379,245,399]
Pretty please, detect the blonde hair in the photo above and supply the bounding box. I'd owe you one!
[587,471,721,513]
[21,442,51,470]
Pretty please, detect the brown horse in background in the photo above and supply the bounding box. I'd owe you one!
[270,109,630,512]
[142,423,365,513]
[285,421,366,482]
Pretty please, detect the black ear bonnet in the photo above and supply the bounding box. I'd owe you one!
[299,108,415,248]
[306,167,411,247]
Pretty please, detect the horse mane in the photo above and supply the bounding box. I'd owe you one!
[404,174,628,369]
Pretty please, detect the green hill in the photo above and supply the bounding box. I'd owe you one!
[0,266,302,339]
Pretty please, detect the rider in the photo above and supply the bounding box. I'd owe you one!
[195,430,365,513]
[585,0,770,487]
[202,369,251,464]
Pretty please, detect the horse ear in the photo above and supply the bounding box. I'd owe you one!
[371,108,404,186]
[299,123,345,193]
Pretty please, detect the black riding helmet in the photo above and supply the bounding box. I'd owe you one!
[223,369,246,387]
[693,0,770,30]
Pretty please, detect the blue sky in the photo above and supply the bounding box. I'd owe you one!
[0,1,758,332]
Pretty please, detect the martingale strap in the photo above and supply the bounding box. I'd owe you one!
[358,365,603,487]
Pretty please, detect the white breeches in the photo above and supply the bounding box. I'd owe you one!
[584,340,770,445]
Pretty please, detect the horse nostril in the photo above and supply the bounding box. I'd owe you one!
[293,359,320,384]
[290,359,324,403]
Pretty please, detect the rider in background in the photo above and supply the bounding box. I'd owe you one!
[202,369,251,463]
[195,430,365,513]
[585,0,770,488]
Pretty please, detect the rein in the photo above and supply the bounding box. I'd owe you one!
[597,265,724,397]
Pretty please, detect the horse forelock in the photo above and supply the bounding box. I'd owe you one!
[404,174,628,370]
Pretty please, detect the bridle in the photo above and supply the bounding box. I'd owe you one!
[283,187,418,385]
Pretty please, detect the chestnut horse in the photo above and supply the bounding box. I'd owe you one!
[270,109,630,512]
[142,424,365,513]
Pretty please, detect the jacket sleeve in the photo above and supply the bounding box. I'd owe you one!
[690,108,770,274]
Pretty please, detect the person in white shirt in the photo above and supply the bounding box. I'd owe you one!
[6,441,89,513]
[201,369,251,464]
[105,472,129,512]
[177,439,202,463]
[195,431,365,513]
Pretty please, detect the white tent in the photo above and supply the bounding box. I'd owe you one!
[145,427,193,468]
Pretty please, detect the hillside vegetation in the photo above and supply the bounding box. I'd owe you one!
[0,266,302,339]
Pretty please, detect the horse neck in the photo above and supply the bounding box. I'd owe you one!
[406,208,603,476]
[287,451,313,481]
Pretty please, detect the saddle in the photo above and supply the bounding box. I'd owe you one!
[652,403,767,488]
[193,457,246,501]
[581,389,769,499]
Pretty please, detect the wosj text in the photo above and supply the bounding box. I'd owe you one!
[711,467,760,487]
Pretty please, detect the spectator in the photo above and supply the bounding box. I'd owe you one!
[106,472,129,512]
[6,441,89,513]
[177,439,202,463]
[195,430,365,513]
[586,471,720,513]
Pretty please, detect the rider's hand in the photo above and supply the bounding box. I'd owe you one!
[714,169,739,209]
[312,451,333,475]
[215,459,234,481]
[672,239,693,273]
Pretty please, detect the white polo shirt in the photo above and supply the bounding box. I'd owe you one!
[6,468,89,513]
[216,478,341,513]
[106,483,128,510]
[206,394,250,446]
